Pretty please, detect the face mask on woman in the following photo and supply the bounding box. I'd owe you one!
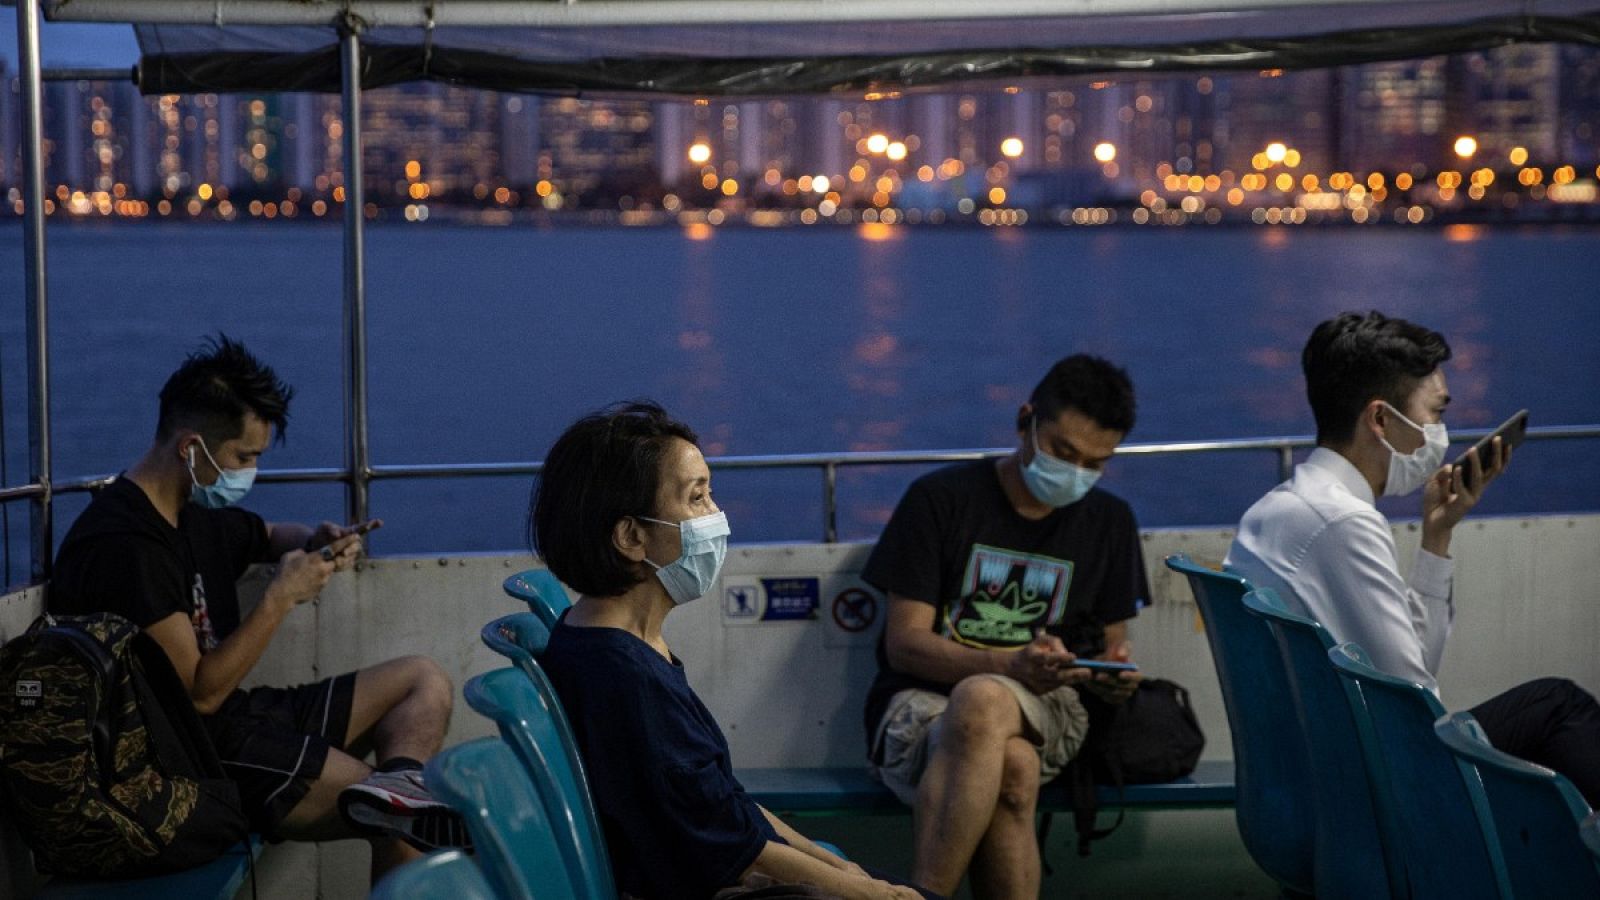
[639,511,730,605]
[1379,402,1448,497]
[188,439,258,509]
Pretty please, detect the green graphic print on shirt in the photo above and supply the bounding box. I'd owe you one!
[942,543,1074,648]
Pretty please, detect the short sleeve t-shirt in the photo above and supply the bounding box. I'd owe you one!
[541,620,778,900]
[49,476,273,650]
[860,459,1148,755]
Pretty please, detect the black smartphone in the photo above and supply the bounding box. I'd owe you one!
[1453,409,1528,490]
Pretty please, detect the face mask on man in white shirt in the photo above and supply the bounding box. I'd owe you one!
[1378,401,1448,497]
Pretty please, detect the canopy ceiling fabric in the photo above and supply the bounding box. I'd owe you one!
[39,0,1600,95]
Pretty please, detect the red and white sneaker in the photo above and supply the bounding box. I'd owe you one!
[338,767,472,853]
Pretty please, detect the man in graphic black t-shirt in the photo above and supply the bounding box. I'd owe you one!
[861,354,1148,900]
[49,336,466,885]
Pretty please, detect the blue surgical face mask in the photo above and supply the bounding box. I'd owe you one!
[1021,419,1101,508]
[640,510,730,605]
[187,439,258,509]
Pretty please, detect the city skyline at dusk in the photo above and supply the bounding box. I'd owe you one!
[3,43,1599,225]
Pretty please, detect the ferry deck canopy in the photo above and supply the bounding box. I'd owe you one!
[37,0,1600,95]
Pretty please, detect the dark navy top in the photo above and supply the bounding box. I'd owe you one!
[541,619,778,900]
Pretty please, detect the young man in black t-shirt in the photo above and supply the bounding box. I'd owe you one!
[49,336,467,884]
[861,354,1148,900]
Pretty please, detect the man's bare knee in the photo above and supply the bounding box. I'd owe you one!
[941,678,1020,748]
[995,738,1041,817]
[403,655,454,712]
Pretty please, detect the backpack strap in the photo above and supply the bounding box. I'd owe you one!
[1076,754,1127,856]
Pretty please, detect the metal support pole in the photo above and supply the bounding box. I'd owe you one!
[1277,446,1295,483]
[340,21,371,525]
[17,0,53,583]
[822,462,838,543]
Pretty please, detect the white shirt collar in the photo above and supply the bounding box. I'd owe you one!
[1302,446,1376,506]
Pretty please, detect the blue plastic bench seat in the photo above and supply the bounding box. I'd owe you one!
[36,837,264,900]
[739,759,1235,816]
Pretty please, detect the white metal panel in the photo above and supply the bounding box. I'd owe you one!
[0,584,45,646]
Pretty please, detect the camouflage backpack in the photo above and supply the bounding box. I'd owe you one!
[0,612,249,877]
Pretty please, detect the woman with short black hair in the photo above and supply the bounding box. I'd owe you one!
[531,401,933,900]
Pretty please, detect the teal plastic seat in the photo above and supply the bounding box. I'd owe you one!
[1328,643,1511,899]
[503,568,573,628]
[424,738,581,900]
[371,849,496,900]
[465,668,615,900]
[1434,710,1600,897]
[479,615,598,834]
[1241,588,1405,899]
[1164,555,1314,895]
[482,610,552,665]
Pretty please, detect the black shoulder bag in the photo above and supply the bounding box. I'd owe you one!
[1040,678,1206,862]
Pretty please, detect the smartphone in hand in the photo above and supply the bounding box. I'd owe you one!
[1454,409,1527,491]
[1068,659,1139,673]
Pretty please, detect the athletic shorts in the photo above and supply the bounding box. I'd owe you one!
[870,674,1088,807]
[203,672,358,837]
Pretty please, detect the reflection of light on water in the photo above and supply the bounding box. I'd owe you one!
[1259,229,1290,249]
[684,222,713,241]
[857,222,898,243]
[677,329,713,350]
[854,333,898,364]
[1246,347,1296,369]
[1443,223,1484,244]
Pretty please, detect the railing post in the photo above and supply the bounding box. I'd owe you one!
[17,0,53,583]
[1277,446,1294,483]
[340,17,371,525]
[822,462,838,543]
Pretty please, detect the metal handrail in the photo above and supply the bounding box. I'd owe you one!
[8,423,1596,543]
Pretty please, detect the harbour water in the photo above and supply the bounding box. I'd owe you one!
[1,222,1597,572]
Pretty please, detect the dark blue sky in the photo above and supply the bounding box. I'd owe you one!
[1,9,140,68]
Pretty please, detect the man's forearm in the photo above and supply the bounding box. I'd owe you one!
[266,522,314,557]
[189,591,291,713]
[886,629,1004,686]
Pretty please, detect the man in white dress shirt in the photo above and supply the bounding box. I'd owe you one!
[1228,310,1600,805]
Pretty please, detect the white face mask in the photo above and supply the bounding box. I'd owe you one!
[1379,402,1448,497]
[1021,419,1101,508]
[640,511,730,605]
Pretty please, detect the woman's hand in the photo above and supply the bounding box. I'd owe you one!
[846,879,924,900]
